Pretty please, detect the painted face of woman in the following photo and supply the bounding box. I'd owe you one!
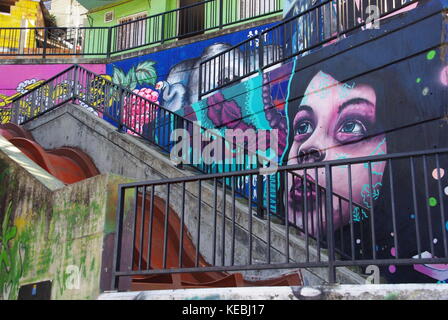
[287,71,387,234]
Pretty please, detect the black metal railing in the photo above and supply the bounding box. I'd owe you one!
[199,0,420,98]
[112,147,448,289]
[4,64,269,178]
[0,0,282,58]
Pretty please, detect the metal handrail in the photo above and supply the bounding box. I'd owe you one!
[198,0,420,98]
[0,0,283,57]
[111,146,448,288]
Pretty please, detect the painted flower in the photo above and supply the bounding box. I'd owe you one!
[123,88,160,136]
[207,92,252,130]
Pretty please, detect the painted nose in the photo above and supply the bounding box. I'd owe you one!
[298,147,326,164]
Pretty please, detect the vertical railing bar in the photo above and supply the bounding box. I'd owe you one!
[212,177,218,266]
[348,164,355,260]
[388,159,399,259]
[138,186,147,270]
[368,161,376,260]
[179,181,186,268]
[249,173,254,265]
[422,155,435,257]
[231,175,236,266]
[130,187,139,271]
[146,185,155,270]
[435,154,448,257]
[325,164,336,283]
[410,156,422,258]
[284,171,290,263]
[162,183,170,269]
[196,180,202,267]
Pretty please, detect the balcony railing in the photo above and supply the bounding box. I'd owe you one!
[0,0,282,58]
[198,0,420,98]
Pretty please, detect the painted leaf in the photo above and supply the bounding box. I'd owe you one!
[126,67,138,91]
[112,67,127,87]
[4,226,16,243]
[135,60,157,86]
[0,249,10,270]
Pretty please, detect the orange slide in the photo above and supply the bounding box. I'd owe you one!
[131,193,303,290]
[0,123,99,184]
[0,123,302,290]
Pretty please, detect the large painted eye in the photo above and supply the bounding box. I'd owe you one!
[340,120,366,135]
[295,121,313,135]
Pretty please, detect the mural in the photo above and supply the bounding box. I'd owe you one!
[0,64,106,123]
[106,21,279,114]
[186,0,448,283]
[283,0,420,57]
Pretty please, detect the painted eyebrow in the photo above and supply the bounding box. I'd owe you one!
[338,98,374,113]
[296,105,313,113]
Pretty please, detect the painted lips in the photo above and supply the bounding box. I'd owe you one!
[290,173,319,214]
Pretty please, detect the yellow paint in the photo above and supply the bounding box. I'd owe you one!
[0,0,43,50]
[14,217,28,233]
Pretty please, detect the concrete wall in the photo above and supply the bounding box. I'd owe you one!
[0,134,132,299]
[98,283,448,300]
[22,102,366,286]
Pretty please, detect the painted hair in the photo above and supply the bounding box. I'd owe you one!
[280,43,447,282]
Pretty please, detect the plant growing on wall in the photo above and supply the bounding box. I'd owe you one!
[0,203,16,274]
[0,202,25,300]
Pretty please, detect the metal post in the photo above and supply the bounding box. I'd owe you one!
[72,66,78,101]
[258,34,264,71]
[198,62,203,100]
[161,14,165,44]
[42,28,48,58]
[11,101,19,125]
[219,0,224,29]
[106,27,113,58]
[118,89,125,132]
[325,164,336,284]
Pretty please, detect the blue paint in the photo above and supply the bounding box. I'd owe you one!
[106,22,278,87]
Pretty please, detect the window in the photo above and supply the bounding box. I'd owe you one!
[240,0,279,20]
[116,12,148,51]
[104,11,114,23]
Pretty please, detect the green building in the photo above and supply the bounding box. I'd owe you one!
[76,0,282,55]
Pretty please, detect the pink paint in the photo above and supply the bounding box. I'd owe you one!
[413,251,448,281]
[390,247,396,257]
[0,64,106,100]
[381,3,419,20]
[440,66,448,86]
[389,265,397,273]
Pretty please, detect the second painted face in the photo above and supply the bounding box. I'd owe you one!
[287,71,387,233]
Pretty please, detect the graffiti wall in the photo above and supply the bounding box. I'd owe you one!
[0,142,126,300]
[185,0,448,283]
[106,21,279,114]
[0,64,106,123]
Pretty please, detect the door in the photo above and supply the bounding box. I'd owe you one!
[117,12,148,51]
[178,0,204,39]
